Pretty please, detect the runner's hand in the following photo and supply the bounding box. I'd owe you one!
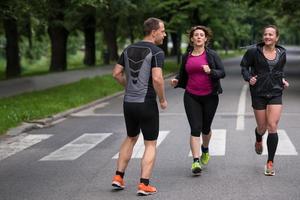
[202,65,211,74]
[170,79,178,87]
[249,75,257,85]
[283,79,289,88]
[160,99,167,110]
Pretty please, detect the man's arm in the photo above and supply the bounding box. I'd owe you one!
[152,67,167,109]
[112,64,126,87]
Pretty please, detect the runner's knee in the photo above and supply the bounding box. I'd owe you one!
[267,122,278,133]
[257,125,267,133]
[126,135,139,144]
[202,128,211,135]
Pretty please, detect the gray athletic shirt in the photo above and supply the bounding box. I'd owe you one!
[118,41,165,103]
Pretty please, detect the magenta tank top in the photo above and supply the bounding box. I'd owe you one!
[185,52,213,96]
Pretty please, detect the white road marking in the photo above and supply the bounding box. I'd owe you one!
[189,129,226,156]
[112,131,170,159]
[236,84,248,130]
[0,134,52,161]
[40,133,112,161]
[262,129,298,155]
[71,102,110,117]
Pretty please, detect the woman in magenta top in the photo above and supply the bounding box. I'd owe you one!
[171,25,225,175]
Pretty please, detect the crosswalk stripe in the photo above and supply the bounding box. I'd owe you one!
[262,129,298,155]
[40,133,112,161]
[3,128,296,163]
[112,131,170,159]
[236,84,248,130]
[189,129,226,157]
[0,134,52,161]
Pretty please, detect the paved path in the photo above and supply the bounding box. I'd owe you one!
[0,65,114,98]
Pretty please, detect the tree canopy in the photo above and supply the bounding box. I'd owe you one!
[0,0,299,78]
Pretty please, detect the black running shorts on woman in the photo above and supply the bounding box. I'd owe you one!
[251,95,282,110]
[118,41,164,141]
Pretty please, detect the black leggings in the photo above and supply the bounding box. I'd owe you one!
[184,91,219,137]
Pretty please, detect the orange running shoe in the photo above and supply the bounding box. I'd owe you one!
[137,183,157,196]
[264,161,275,176]
[255,141,263,155]
[112,175,125,190]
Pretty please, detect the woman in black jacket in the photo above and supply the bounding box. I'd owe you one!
[171,25,225,175]
[240,25,289,176]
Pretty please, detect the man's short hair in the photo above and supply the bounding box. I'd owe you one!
[143,17,163,36]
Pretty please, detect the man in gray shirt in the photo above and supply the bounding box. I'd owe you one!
[112,17,167,196]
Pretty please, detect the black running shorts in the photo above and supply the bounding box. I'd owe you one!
[123,101,159,141]
[251,95,282,110]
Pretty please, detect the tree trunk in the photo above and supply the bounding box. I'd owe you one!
[24,14,33,59]
[170,32,178,56]
[127,18,135,44]
[48,26,69,71]
[3,17,21,78]
[47,0,69,72]
[176,30,182,64]
[83,10,96,66]
[103,21,118,61]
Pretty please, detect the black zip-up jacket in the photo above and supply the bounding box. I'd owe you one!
[175,48,225,95]
[240,43,286,97]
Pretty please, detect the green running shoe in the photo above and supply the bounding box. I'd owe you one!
[191,161,202,175]
[200,152,210,165]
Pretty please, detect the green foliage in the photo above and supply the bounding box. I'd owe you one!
[0,0,30,20]
[1,0,300,79]
[154,0,194,32]
[115,0,148,43]
[68,31,84,54]
[163,60,179,75]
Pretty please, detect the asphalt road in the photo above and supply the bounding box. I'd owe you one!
[0,47,299,200]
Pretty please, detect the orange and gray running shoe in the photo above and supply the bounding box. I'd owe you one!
[137,183,157,196]
[255,141,263,155]
[264,161,275,176]
[112,175,125,190]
